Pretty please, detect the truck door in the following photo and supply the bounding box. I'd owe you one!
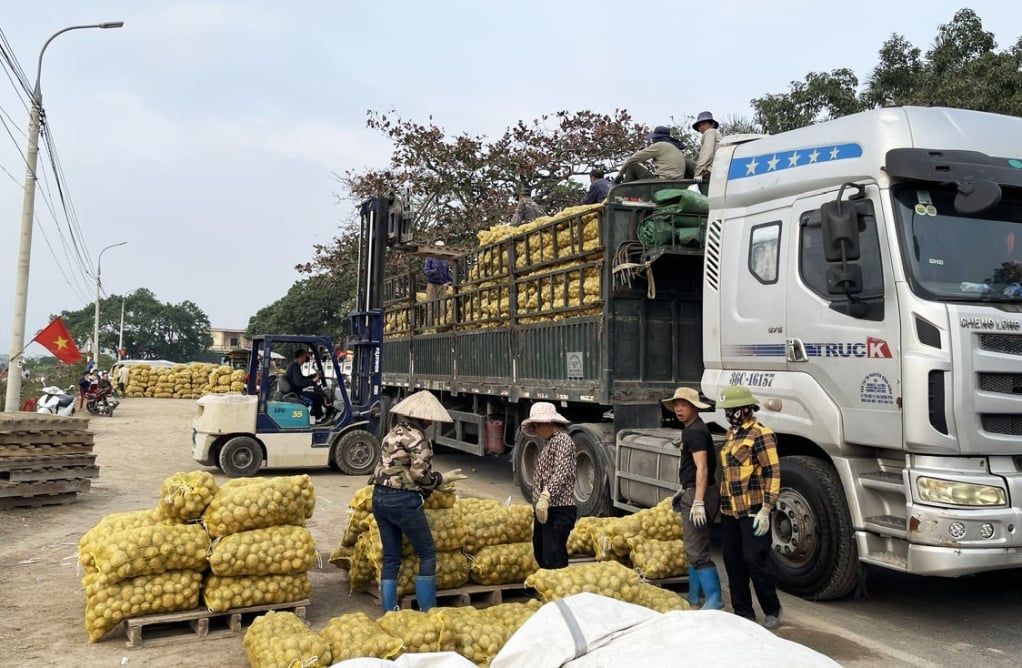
[785,188,902,448]
[719,210,789,375]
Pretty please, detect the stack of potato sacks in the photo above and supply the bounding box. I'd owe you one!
[78,471,318,643]
[122,363,245,399]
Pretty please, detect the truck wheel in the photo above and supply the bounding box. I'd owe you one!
[570,428,610,517]
[772,455,859,600]
[219,436,264,478]
[513,431,543,502]
[333,429,380,476]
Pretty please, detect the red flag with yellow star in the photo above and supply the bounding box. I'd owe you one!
[32,317,83,364]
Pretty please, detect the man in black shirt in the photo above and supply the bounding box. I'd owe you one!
[285,349,323,420]
[663,387,724,610]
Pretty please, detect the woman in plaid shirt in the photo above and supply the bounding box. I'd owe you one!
[717,385,783,630]
[522,402,578,569]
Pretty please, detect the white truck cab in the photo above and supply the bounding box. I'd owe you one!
[702,106,1022,598]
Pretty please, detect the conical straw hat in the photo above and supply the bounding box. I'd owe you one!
[390,390,453,423]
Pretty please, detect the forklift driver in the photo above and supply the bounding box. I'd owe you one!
[286,349,324,422]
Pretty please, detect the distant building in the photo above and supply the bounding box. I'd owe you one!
[209,328,249,353]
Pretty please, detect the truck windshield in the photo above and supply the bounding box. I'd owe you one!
[892,184,1022,302]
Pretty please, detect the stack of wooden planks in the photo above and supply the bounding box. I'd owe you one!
[0,412,98,508]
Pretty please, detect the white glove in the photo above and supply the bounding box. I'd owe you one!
[689,500,707,528]
[752,506,772,537]
[693,175,703,184]
[535,489,551,524]
[440,468,467,492]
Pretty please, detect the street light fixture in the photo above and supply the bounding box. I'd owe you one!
[93,242,127,365]
[3,21,124,412]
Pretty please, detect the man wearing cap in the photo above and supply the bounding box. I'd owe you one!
[581,168,614,204]
[423,240,453,326]
[510,189,546,227]
[692,111,721,195]
[618,125,695,182]
[716,385,783,629]
[521,402,577,569]
[663,387,724,610]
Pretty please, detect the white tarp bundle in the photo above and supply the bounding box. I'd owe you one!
[330,653,475,668]
[492,593,839,668]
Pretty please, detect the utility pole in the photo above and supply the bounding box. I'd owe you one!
[93,242,127,366]
[3,21,125,412]
[118,298,125,360]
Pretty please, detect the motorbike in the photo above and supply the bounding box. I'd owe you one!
[85,382,120,416]
[36,385,77,416]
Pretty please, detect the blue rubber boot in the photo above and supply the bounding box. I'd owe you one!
[695,566,725,610]
[415,575,437,612]
[687,565,703,607]
[380,579,399,613]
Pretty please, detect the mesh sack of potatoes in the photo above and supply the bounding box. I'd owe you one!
[202,474,315,536]
[320,611,403,662]
[341,507,372,547]
[377,609,443,654]
[637,497,684,541]
[83,523,209,583]
[567,516,613,556]
[593,498,681,560]
[440,601,544,664]
[525,560,642,604]
[79,509,172,571]
[455,497,501,514]
[363,508,467,560]
[384,550,471,596]
[350,485,374,512]
[244,610,332,668]
[84,569,202,642]
[626,536,688,580]
[425,488,456,509]
[328,542,353,570]
[203,573,312,613]
[463,504,533,553]
[635,582,693,613]
[468,542,539,585]
[208,525,317,576]
[346,533,376,593]
[158,470,218,522]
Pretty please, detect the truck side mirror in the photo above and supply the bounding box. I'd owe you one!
[820,199,864,262]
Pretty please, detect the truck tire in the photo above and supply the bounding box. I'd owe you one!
[771,455,859,600]
[219,436,264,478]
[513,430,543,502]
[332,429,380,476]
[570,427,611,517]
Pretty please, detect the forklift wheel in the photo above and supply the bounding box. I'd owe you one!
[332,429,380,476]
[219,436,264,478]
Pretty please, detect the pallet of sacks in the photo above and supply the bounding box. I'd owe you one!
[78,471,318,643]
[123,363,245,399]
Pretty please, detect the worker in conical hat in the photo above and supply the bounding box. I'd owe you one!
[369,390,466,613]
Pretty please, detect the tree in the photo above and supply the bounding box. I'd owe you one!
[55,288,213,362]
[752,8,1022,133]
[246,274,353,339]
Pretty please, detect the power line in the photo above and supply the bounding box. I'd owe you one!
[0,27,32,99]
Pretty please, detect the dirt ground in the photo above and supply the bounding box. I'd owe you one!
[0,398,524,667]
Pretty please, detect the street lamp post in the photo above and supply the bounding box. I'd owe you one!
[3,21,124,412]
[93,242,126,365]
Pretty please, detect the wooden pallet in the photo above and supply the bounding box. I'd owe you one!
[121,599,311,648]
[363,580,532,610]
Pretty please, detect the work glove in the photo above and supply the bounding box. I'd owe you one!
[752,505,772,537]
[671,490,683,513]
[439,468,467,492]
[693,175,703,184]
[535,489,551,524]
[689,500,707,528]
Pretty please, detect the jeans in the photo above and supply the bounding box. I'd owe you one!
[721,509,780,619]
[532,506,577,569]
[678,486,719,569]
[372,486,437,579]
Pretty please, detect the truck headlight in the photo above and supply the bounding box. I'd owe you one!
[916,477,1007,506]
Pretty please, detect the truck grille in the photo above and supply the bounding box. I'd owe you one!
[979,334,1022,355]
[978,373,1022,395]
[980,414,1022,435]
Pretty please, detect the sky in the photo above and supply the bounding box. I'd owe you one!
[1,0,1021,357]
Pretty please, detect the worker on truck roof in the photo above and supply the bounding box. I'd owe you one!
[510,189,545,226]
[581,168,613,204]
[692,111,721,194]
[618,125,695,182]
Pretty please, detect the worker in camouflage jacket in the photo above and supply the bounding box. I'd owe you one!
[369,391,466,613]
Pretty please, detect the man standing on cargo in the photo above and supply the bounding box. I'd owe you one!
[618,125,694,182]
[511,189,545,226]
[692,111,721,195]
[423,241,453,326]
[581,169,613,204]
[664,387,724,610]
[717,385,783,629]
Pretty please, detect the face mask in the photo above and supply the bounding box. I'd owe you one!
[726,407,748,428]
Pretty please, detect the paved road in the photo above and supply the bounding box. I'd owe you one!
[434,447,1022,667]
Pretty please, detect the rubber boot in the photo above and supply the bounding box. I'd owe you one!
[687,565,703,607]
[415,575,437,612]
[380,579,399,613]
[695,566,725,610]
